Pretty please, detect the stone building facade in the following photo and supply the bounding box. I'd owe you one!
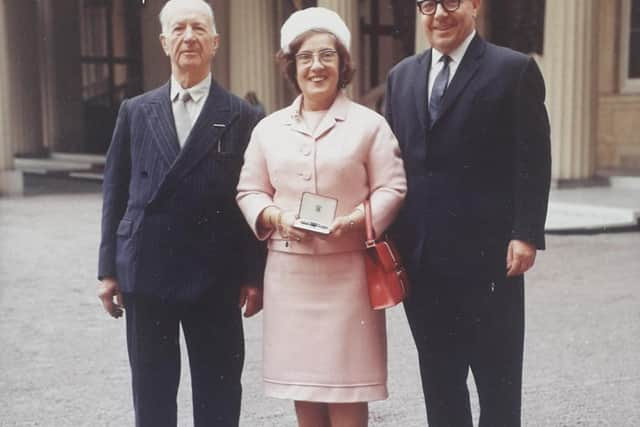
[1,0,638,195]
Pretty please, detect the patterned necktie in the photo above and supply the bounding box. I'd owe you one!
[174,90,192,147]
[428,55,451,122]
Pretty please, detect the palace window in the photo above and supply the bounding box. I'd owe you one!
[80,0,143,152]
[621,0,640,92]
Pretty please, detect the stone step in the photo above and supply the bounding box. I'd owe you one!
[14,153,105,180]
[546,202,639,232]
[50,152,105,165]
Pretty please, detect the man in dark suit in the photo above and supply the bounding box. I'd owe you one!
[385,1,551,425]
[96,1,265,426]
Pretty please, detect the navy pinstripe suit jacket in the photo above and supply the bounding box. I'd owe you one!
[98,80,265,302]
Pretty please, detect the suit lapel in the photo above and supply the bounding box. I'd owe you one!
[432,35,485,128]
[147,80,232,205]
[414,50,431,131]
[143,83,180,167]
[170,80,231,179]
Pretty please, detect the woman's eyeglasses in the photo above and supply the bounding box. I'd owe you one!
[295,49,338,66]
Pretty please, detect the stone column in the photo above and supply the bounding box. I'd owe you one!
[3,1,43,157]
[38,0,85,153]
[318,0,360,99]
[0,2,24,195]
[229,0,279,113]
[0,2,40,194]
[541,0,598,182]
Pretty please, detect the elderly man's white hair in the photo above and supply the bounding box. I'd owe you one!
[159,0,217,35]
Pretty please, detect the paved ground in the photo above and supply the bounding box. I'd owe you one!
[1,176,639,426]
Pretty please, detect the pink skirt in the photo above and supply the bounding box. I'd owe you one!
[261,250,388,402]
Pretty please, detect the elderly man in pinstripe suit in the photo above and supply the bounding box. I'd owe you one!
[97,1,265,426]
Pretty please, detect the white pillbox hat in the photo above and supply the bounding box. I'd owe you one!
[280,7,351,53]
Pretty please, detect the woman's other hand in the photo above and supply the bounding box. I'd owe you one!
[325,209,365,239]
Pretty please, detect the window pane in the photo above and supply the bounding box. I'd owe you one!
[82,63,110,101]
[112,0,129,57]
[632,0,640,27]
[630,0,640,78]
[80,4,108,57]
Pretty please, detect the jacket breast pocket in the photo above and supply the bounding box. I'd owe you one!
[116,219,133,238]
[212,149,242,170]
[212,148,239,159]
[210,131,242,162]
[209,151,243,192]
[469,96,511,148]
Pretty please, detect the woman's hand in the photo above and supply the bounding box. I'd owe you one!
[259,206,364,242]
[278,211,310,242]
[325,209,365,239]
[258,206,310,242]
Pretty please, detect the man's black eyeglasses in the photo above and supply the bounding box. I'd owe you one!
[417,0,462,15]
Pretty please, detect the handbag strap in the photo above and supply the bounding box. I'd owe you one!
[364,199,376,243]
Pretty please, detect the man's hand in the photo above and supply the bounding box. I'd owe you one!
[506,239,537,277]
[238,285,263,318]
[98,277,124,318]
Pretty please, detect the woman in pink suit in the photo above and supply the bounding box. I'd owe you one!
[236,7,406,427]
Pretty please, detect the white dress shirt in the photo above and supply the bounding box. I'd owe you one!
[170,73,212,145]
[428,30,476,103]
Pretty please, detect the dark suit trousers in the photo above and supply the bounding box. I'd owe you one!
[404,269,524,427]
[123,290,244,427]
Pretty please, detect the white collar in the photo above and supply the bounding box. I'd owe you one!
[170,73,212,103]
[432,30,476,66]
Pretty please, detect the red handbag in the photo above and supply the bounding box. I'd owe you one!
[363,200,409,310]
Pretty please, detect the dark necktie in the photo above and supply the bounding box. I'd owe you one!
[428,55,451,122]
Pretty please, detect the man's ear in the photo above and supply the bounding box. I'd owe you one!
[159,33,170,56]
[209,34,220,59]
[211,34,220,51]
[472,0,482,15]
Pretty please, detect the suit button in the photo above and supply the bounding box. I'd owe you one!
[298,171,311,180]
[301,145,312,156]
[427,171,434,177]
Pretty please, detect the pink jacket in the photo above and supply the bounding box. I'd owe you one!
[236,92,407,254]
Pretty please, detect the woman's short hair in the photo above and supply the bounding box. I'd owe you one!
[276,30,356,93]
